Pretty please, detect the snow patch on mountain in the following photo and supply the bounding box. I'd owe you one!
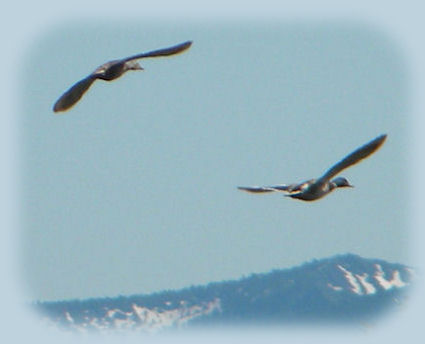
[355,273,376,294]
[337,265,363,294]
[44,298,221,333]
[330,262,411,296]
[374,264,407,290]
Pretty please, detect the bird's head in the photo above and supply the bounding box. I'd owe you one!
[332,177,354,188]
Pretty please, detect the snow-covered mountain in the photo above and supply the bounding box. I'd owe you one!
[37,253,414,333]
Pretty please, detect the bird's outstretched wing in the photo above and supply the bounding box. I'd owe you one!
[123,41,192,62]
[237,185,290,193]
[319,134,387,182]
[53,75,97,113]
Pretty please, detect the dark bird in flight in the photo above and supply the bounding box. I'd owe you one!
[238,134,387,201]
[53,40,192,112]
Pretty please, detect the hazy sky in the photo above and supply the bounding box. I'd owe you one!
[19,21,410,302]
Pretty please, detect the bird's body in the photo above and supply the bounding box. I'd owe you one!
[53,40,192,112]
[238,134,387,201]
[92,60,134,81]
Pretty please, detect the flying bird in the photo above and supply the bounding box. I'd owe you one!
[53,40,192,112]
[238,134,387,201]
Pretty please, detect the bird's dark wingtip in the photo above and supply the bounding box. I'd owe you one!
[373,133,388,147]
[52,104,61,113]
[179,40,193,51]
[52,102,66,113]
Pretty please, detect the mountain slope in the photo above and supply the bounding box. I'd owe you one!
[37,253,413,332]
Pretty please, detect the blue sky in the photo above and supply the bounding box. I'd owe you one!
[2,1,425,343]
[20,21,409,301]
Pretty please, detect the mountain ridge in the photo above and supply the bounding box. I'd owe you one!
[36,253,413,333]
